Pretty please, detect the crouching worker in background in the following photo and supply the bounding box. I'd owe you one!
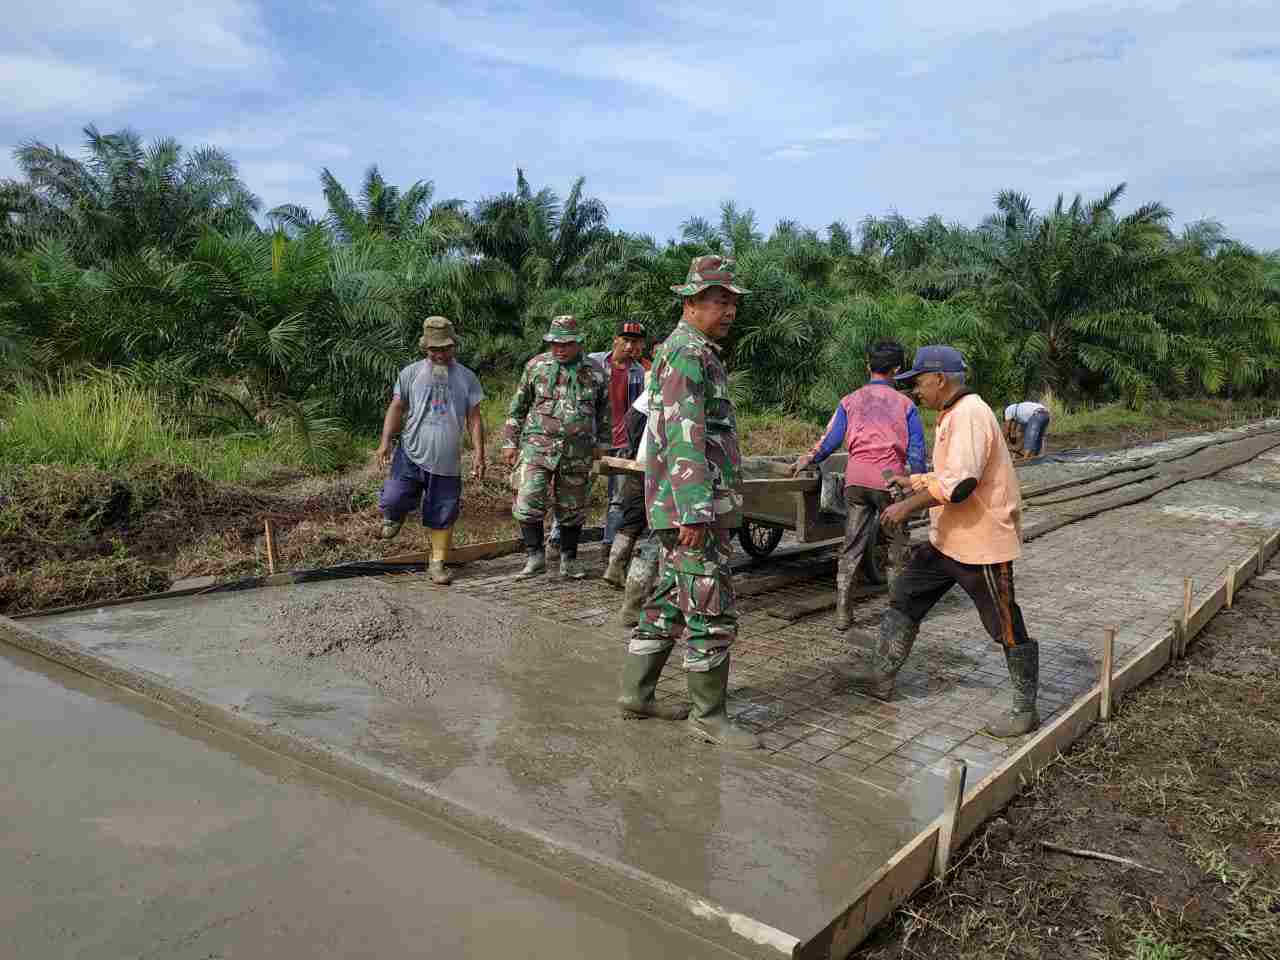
[377,316,486,586]
[1003,400,1051,460]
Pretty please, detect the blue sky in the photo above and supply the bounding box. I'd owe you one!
[3,0,1278,247]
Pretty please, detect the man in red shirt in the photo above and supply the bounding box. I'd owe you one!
[590,322,648,583]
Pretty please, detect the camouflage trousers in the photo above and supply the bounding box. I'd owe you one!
[511,458,591,526]
[629,527,737,672]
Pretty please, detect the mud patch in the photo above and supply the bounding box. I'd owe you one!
[263,586,439,701]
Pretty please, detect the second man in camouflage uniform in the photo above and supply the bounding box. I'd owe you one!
[617,256,759,749]
[504,315,611,579]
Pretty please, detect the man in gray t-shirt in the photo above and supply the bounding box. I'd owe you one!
[376,316,485,585]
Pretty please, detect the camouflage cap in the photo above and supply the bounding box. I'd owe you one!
[419,315,457,350]
[671,254,750,298]
[543,315,584,343]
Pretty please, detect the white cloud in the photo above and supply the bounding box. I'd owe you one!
[0,55,149,114]
[9,0,270,70]
[397,1,754,110]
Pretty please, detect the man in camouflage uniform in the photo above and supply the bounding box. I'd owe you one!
[503,315,610,579]
[617,255,759,749]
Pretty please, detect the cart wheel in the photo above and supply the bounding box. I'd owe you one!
[739,520,784,558]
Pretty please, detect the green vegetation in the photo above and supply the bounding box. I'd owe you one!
[3,124,1279,473]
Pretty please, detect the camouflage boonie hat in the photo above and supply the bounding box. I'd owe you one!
[671,254,750,297]
[419,315,457,351]
[543,315,584,343]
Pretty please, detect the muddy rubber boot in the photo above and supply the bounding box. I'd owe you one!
[515,522,546,580]
[834,559,854,631]
[558,524,587,579]
[603,532,636,589]
[380,517,403,540]
[832,607,918,700]
[617,648,690,720]
[687,658,760,749]
[983,641,1041,738]
[428,527,453,585]
[617,545,659,626]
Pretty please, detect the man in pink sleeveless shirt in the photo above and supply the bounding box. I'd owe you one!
[833,345,1039,738]
[793,339,925,629]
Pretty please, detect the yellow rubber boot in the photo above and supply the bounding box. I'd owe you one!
[429,527,454,585]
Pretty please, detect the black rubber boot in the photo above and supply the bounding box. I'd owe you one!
[515,522,546,580]
[617,647,690,720]
[558,524,586,579]
[834,558,854,630]
[983,640,1041,738]
[687,657,760,749]
[832,607,918,700]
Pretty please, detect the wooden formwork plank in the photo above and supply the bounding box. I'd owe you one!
[1186,581,1229,640]
[795,827,937,960]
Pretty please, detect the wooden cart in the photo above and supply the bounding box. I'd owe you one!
[595,454,850,559]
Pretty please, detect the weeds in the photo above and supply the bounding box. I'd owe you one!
[1128,930,1187,960]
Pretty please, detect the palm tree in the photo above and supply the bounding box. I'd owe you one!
[679,201,762,256]
[979,184,1178,403]
[269,165,468,252]
[1,125,260,262]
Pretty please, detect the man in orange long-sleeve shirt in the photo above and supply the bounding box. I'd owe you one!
[833,345,1040,738]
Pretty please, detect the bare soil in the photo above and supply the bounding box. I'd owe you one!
[0,453,603,615]
[854,575,1280,960]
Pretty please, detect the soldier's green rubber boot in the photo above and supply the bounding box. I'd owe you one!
[514,522,546,580]
[687,657,760,749]
[617,648,690,720]
[832,607,918,700]
[983,640,1040,738]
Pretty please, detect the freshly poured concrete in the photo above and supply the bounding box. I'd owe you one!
[14,580,928,955]
[0,643,735,959]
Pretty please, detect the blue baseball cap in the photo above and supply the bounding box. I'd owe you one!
[895,345,967,381]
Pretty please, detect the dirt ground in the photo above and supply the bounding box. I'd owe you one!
[0,454,603,615]
[854,574,1280,960]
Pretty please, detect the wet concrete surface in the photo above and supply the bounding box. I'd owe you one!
[13,580,924,954]
[0,642,739,959]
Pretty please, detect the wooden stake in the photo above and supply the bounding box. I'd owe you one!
[1181,577,1193,657]
[1260,536,1268,576]
[933,759,968,881]
[1100,627,1116,722]
[1171,617,1183,666]
[264,518,277,575]
[1226,563,1236,609]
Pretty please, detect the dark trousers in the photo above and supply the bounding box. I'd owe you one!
[616,472,647,539]
[1022,410,1051,455]
[890,542,1030,648]
[379,446,462,529]
[841,485,889,579]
